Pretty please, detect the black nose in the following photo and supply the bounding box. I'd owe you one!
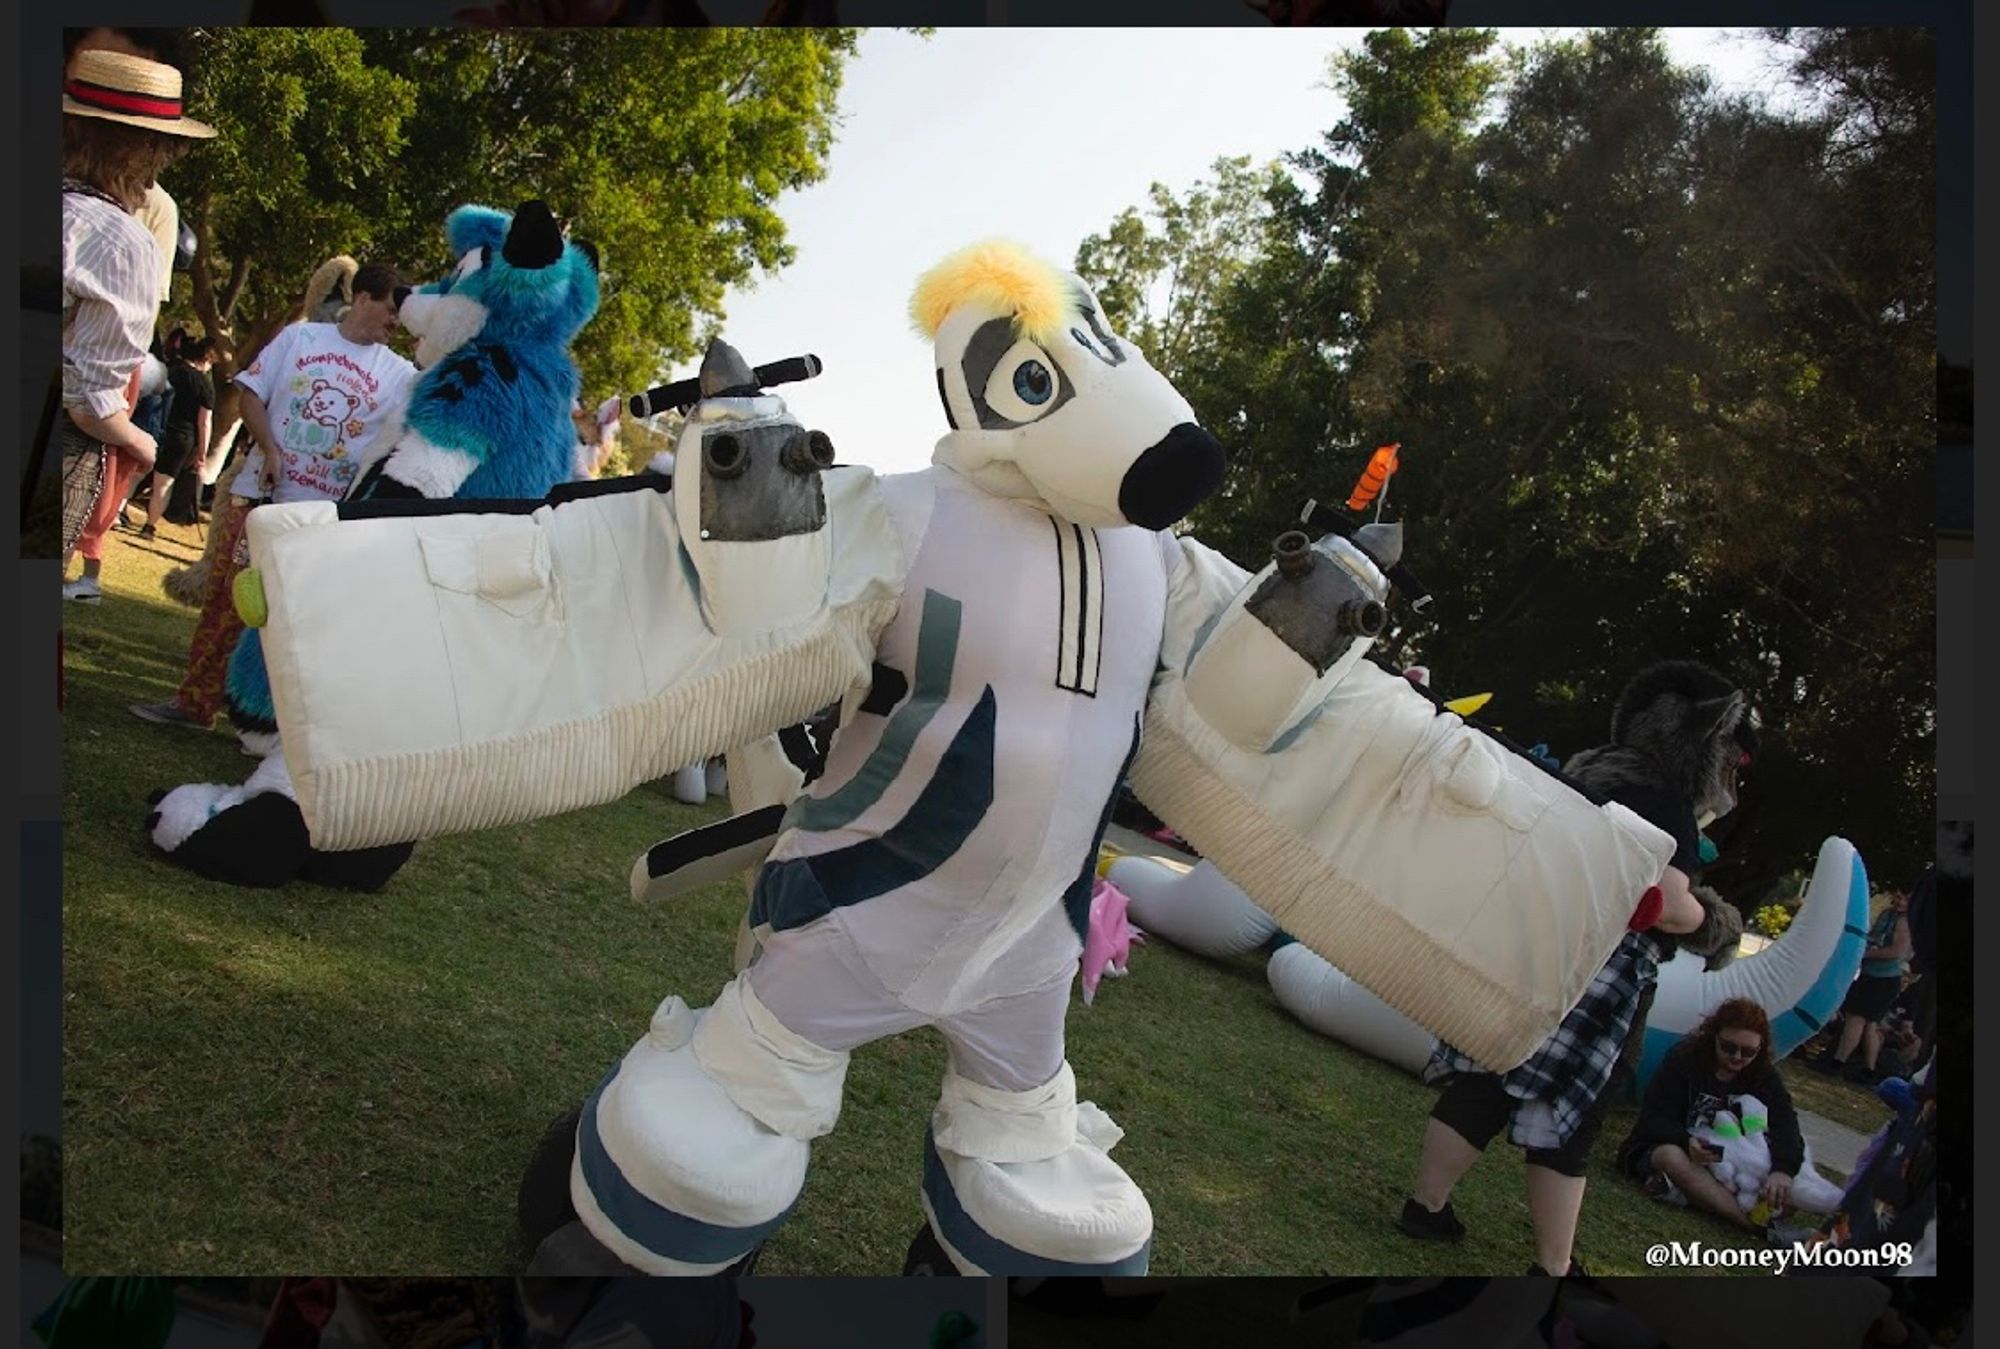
[391,286,412,311]
[1117,423,1228,530]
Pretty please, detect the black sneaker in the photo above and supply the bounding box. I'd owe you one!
[1396,1197,1467,1243]
[130,700,213,730]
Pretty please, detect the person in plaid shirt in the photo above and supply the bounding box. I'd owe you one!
[1394,661,1759,1276]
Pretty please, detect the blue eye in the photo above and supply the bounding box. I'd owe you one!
[1013,360,1053,405]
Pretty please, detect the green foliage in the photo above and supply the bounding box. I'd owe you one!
[1753,903,1795,938]
[1075,155,1288,378]
[168,28,857,402]
[1079,27,1935,888]
[167,29,417,357]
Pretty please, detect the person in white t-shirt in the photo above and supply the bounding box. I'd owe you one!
[233,262,417,505]
[130,262,416,733]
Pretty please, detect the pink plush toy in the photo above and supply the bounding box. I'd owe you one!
[1081,877,1145,1005]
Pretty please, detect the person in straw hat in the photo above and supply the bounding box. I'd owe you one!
[60,45,214,602]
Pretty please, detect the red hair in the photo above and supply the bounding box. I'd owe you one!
[1675,997,1776,1080]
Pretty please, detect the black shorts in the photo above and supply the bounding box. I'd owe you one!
[1430,1071,1607,1178]
[1613,1135,1665,1181]
[1841,973,1902,1021]
[153,431,199,480]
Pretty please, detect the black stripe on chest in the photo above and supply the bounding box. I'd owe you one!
[423,343,521,406]
[1051,518,1105,697]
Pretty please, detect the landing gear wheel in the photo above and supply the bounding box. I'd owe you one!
[902,1222,963,1276]
[517,1107,582,1259]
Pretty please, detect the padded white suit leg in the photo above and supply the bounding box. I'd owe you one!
[570,988,844,1275]
[919,1064,1153,1275]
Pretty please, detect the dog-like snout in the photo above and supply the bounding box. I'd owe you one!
[1117,423,1228,530]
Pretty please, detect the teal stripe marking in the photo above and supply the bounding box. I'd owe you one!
[789,589,963,832]
[921,1129,1150,1274]
[577,1068,796,1262]
[751,687,998,932]
[1183,603,1227,676]
[1778,851,1872,1058]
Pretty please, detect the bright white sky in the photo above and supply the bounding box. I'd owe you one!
[649,27,1795,477]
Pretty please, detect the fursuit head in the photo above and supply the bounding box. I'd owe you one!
[1565,660,1762,827]
[912,240,1227,529]
[361,199,600,502]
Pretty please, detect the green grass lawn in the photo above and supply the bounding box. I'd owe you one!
[60,524,1891,1276]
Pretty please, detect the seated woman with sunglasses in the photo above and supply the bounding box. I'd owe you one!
[1614,998,1807,1231]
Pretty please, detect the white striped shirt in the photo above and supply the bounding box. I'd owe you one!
[63,189,161,420]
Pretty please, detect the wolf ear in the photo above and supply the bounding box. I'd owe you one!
[574,239,600,272]
[444,204,511,260]
[503,200,564,270]
[1696,690,1746,743]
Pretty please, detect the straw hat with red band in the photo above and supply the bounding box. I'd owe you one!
[63,49,216,139]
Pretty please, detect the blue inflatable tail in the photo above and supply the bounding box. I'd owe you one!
[1767,850,1872,1057]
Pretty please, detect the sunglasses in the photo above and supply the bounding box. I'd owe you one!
[1718,1039,1761,1060]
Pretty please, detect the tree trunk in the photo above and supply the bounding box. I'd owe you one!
[220,254,252,327]
[188,195,229,352]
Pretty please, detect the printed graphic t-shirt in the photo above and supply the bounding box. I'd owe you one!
[234,322,417,504]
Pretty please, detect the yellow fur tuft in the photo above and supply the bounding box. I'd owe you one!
[909,240,1075,346]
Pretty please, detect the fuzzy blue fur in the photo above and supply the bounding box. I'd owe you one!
[224,627,277,732]
[218,202,600,754]
[445,204,512,257]
[407,202,602,501]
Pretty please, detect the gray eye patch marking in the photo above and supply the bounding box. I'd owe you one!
[960,316,1076,430]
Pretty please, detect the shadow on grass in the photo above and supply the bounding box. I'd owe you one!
[59,530,1794,1276]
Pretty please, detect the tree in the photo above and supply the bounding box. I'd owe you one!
[355,27,859,400]
[163,27,858,441]
[1078,27,1935,888]
[165,29,420,446]
[1074,155,1288,380]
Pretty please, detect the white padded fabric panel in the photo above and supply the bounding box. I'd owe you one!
[1136,538,1676,1072]
[584,998,810,1231]
[247,470,903,849]
[931,1063,1079,1164]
